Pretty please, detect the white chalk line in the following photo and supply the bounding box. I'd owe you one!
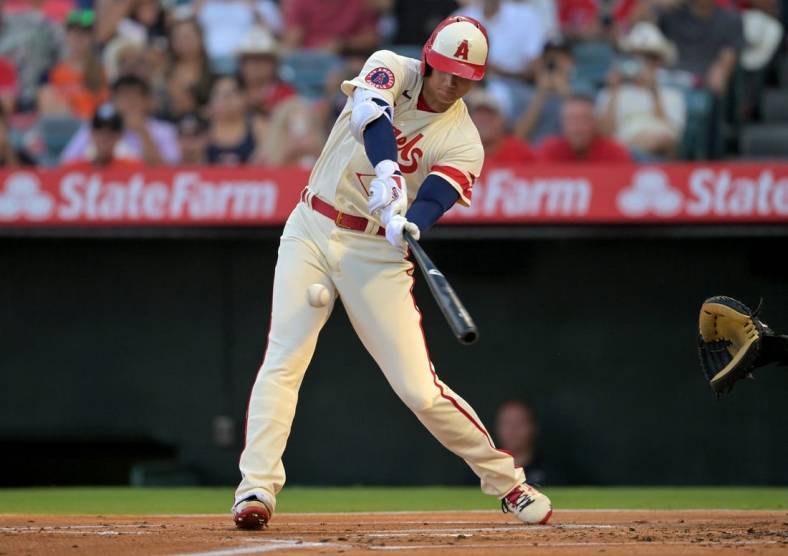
[0,524,152,531]
[364,524,617,537]
[0,524,155,536]
[368,540,784,551]
[174,539,351,556]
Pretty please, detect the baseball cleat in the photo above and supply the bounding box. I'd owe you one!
[501,483,553,525]
[232,496,272,530]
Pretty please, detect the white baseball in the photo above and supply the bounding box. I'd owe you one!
[307,283,331,307]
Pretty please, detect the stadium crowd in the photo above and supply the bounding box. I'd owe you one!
[0,0,786,169]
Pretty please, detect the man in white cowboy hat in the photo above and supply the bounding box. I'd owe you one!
[596,22,687,158]
[236,26,296,117]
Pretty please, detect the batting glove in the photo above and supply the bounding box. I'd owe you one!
[368,160,408,218]
[385,214,420,249]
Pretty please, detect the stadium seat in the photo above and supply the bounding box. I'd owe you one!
[39,115,83,167]
[739,124,788,158]
[571,41,615,87]
[762,89,788,122]
[279,51,344,99]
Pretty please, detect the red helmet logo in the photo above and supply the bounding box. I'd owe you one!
[453,40,470,61]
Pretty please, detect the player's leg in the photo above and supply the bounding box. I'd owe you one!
[235,205,337,518]
[333,237,523,497]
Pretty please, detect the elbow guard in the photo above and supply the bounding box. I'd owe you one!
[349,88,393,144]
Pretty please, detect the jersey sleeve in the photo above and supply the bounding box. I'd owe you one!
[340,50,405,106]
[428,140,483,207]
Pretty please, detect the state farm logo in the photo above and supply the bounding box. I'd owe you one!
[0,172,55,220]
[617,168,682,217]
[447,168,591,218]
[0,170,281,223]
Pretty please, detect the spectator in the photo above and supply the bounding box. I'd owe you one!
[0,56,18,117]
[205,75,266,165]
[176,112,209,165]
[658,0,744,95]
[96,0,168,45]
[2,0,73,23]
[195,0,283,64]
[61,75,180,165]
[236,27,296,117]
[538,94,632,162]
[0,0,65,110]
[495,400,561,486]
[467,90,536,166]
[158,14,213,121]
[61,103,142,169]
[282,0,380,53]
[513,38,574,145]
[596,22,686,159]
[557,0,602,39]
[455,0,547,121]
[38,9,109,120]
[0,107,33,166]
[317,52,370,134]
[258,94,324,166]
[102,37,149,83]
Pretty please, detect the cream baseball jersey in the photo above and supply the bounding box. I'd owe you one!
[306,50,484,220]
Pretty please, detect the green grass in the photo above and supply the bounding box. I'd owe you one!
[0,487,785,515]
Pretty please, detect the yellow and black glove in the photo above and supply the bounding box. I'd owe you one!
[698,296,788,396]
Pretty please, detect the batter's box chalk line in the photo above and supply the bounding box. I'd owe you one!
[176,539,352,556]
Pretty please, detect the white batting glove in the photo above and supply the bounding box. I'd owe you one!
[368,160,408,217]
[385,214,420,249]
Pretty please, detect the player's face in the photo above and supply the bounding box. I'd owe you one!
[426,69,475,108]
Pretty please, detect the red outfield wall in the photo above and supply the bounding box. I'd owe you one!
[1,163,787,226]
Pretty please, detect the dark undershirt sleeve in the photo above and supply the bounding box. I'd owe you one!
[361,99,397,168]
[405,174,460,233]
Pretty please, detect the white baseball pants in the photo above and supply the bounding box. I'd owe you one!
[236,201,524,510]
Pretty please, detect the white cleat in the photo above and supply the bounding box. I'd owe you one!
[233,495,273,530]
[501,483,553,525]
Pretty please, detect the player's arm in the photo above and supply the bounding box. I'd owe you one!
[386,141,481,248]
[391,138,482,239]
[343,51,409,224]
[354,100,462,247]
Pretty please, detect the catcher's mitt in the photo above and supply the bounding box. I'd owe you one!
[698,296,788,395]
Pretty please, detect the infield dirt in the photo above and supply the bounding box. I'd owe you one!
[1,510,786,555]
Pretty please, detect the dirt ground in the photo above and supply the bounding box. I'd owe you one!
[0,510,786,556]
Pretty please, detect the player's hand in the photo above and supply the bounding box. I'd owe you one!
[368,173,407,222]
[384,214,419,248]
[368,159,408,217]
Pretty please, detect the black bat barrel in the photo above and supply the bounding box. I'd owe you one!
[405,233,478,345]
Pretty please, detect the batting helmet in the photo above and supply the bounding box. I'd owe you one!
[421,16,489,81]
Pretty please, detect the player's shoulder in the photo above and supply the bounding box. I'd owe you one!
[448,100,483,150]
[366,49,421,76]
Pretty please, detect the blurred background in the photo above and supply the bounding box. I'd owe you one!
[0,0,786,489]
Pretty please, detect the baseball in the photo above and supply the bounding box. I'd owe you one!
[307,283,331,307]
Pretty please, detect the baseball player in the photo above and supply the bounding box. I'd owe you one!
[232,16,552,529]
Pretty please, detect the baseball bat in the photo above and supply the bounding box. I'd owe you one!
[404,231,478,345]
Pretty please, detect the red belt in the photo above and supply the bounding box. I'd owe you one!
[301,189,385,236]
